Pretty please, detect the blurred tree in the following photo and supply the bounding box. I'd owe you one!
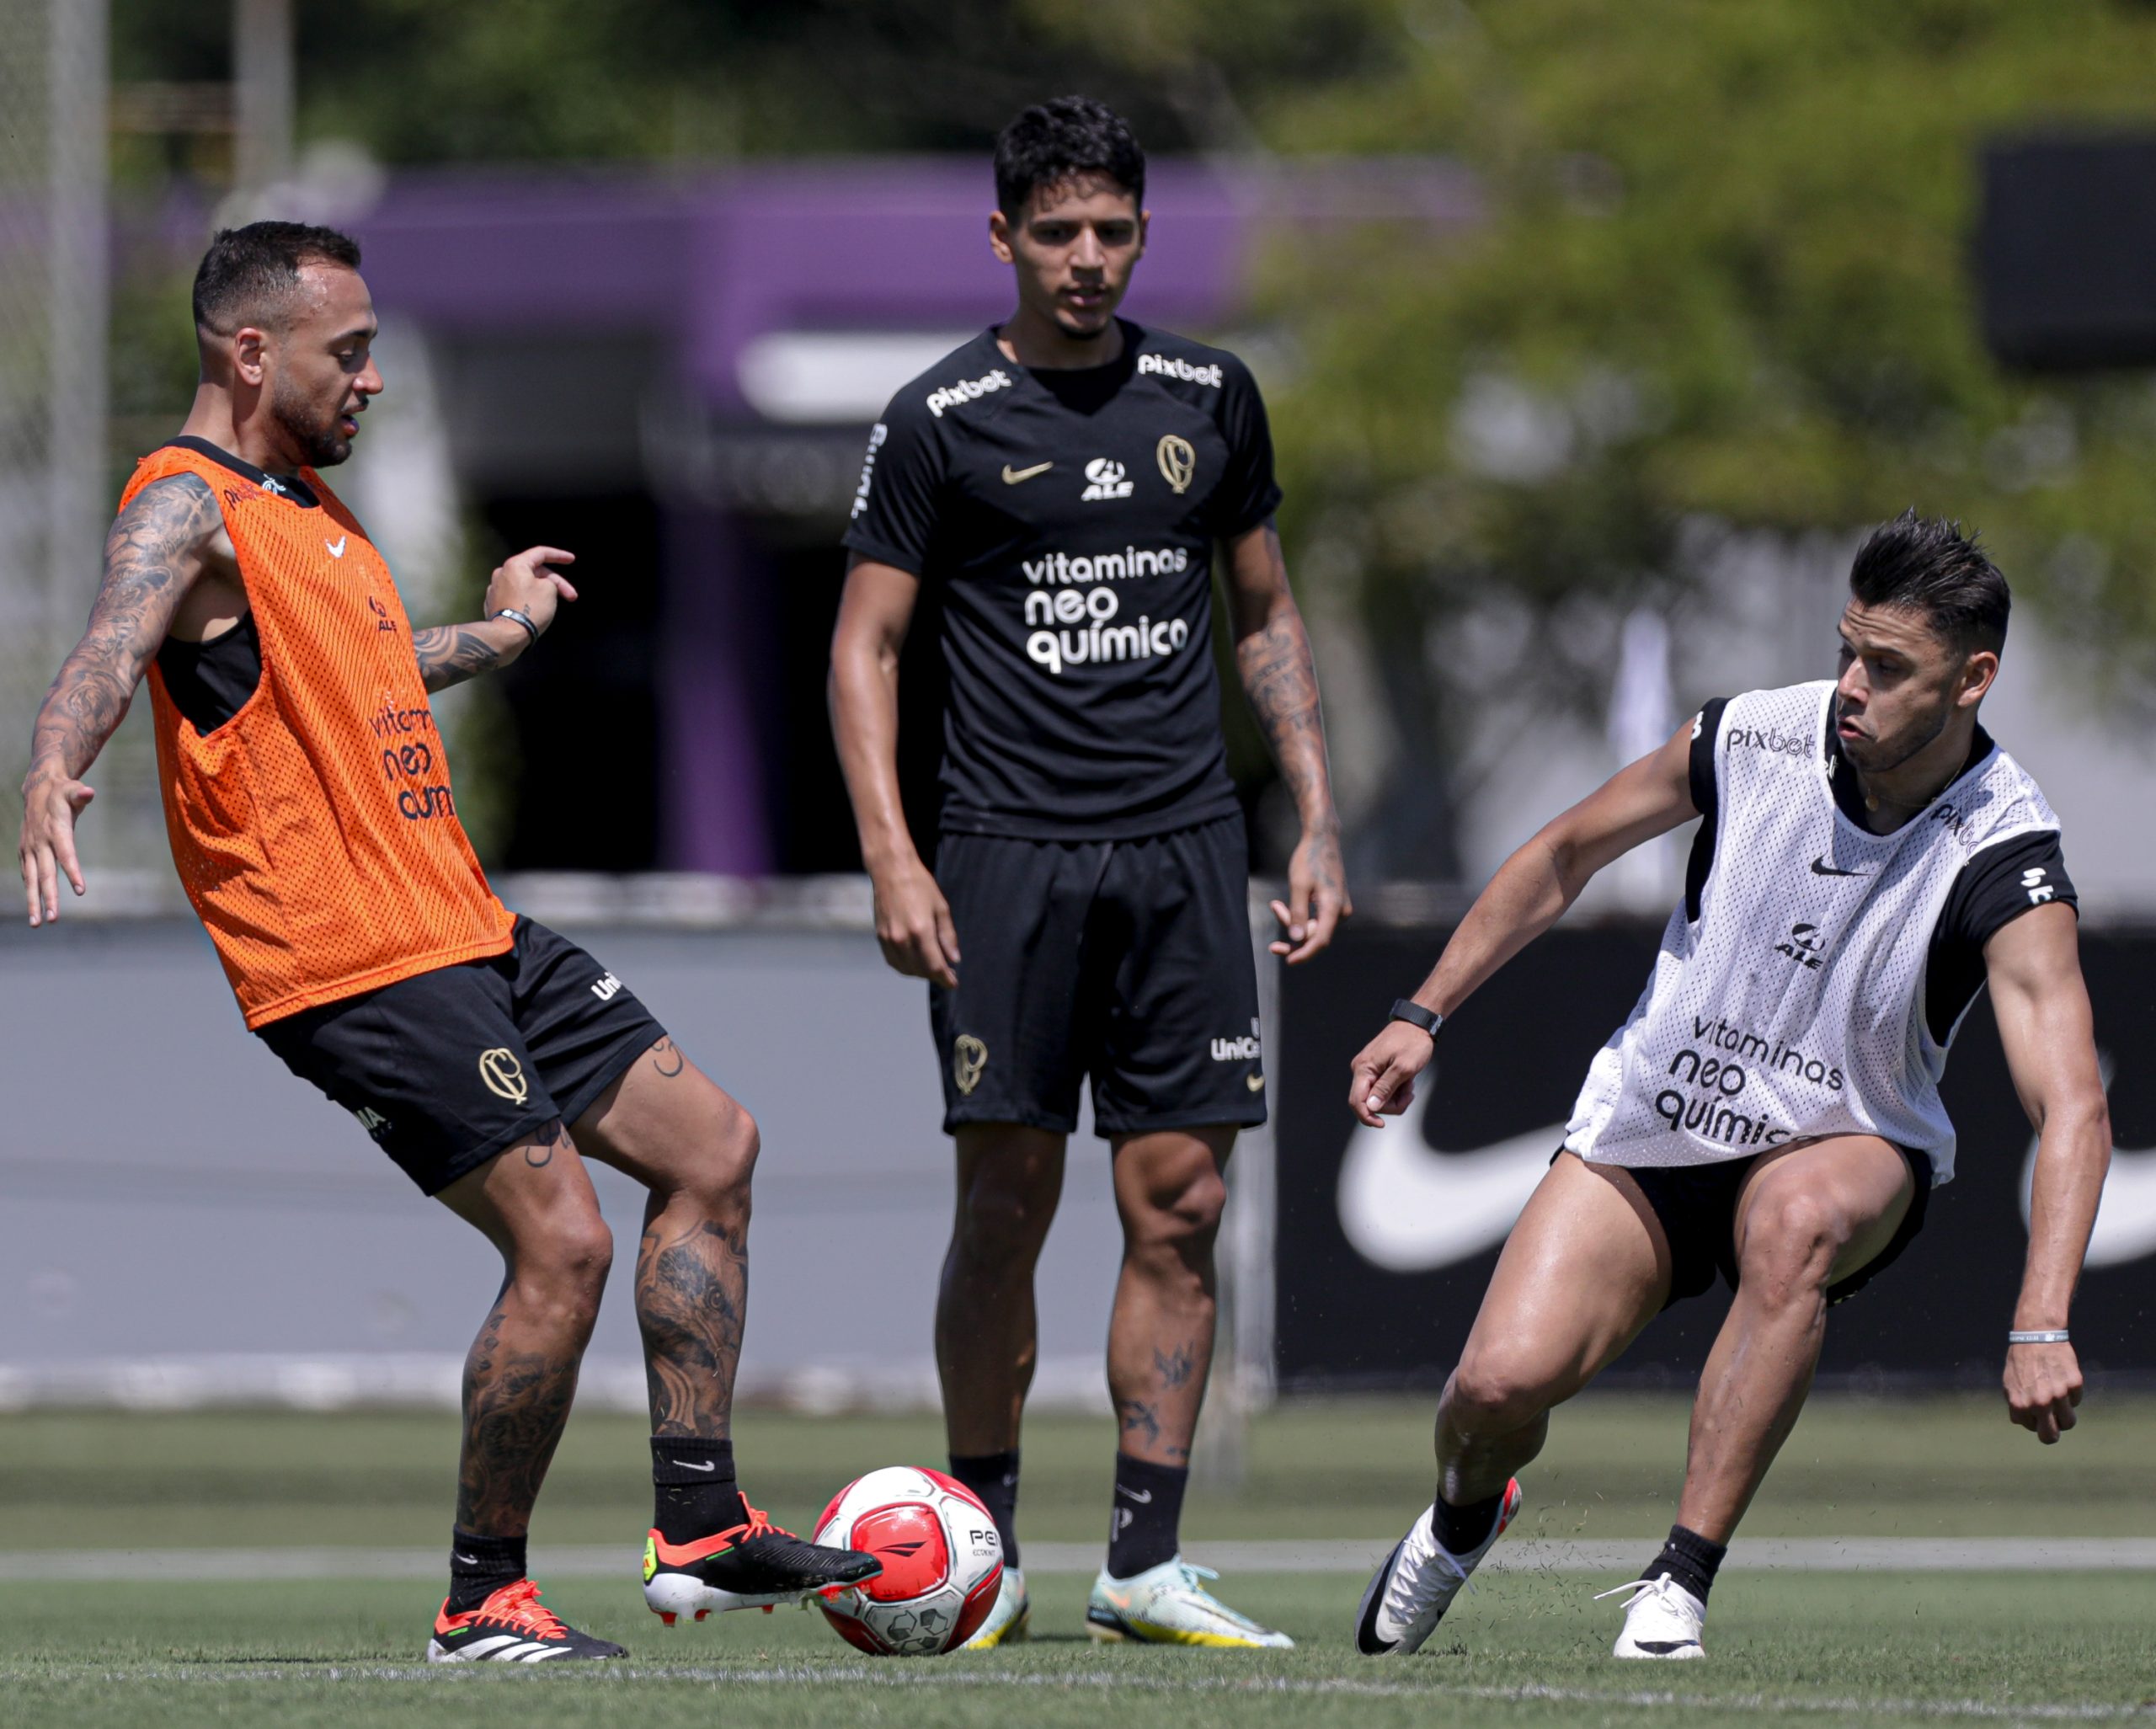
[1225,0,2156,872]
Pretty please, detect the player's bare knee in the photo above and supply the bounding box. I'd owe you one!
[1128,1166,1227,1261]
[1447,1351,1556,1433]
[954,1177,1055,1270]
[696,1098,759,1219]
[1739,1187,1848,1300]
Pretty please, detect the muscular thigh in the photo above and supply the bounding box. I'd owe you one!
[1460,1152,1673,1396]
[569,1036,750,1192]
[1732,1134,1914,1285]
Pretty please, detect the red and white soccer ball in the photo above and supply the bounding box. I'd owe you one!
[813,1465,1004,1656]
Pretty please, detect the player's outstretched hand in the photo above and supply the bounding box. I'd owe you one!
[2004,1339,2082,1444]
[872,857,960,990]
[485,546,579,635]
[19,772,95,927]
[1270,824,1350,963]
[1348,1018,1435,1128]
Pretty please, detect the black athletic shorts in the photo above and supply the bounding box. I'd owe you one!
[1598,1143,1934,1310]
[929,814,1267,1139]
[258,916,666,1196]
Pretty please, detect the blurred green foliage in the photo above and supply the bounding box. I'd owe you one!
[1247,3,2156,695]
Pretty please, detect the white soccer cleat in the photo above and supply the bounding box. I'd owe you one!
[1086,1557,1294,1649]
[960,1565,1030,1649]
[1601,1573,1707,1659]
[1354,1478,1522,1656]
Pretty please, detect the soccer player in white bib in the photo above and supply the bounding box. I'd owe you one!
[1346,513,2110,1661]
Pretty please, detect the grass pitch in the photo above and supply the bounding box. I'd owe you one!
[4,1394,2153,1727]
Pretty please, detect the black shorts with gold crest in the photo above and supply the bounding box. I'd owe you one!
[257,916,664,1195]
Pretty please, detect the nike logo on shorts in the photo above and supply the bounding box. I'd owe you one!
[1001,462,1053,484]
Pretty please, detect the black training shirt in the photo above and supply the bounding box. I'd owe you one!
[842,321,1282,840]
[1685,695,2078,1044]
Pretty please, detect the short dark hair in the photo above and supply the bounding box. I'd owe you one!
[994,95,1145,220]
[192,221,363,336]
[1848,509,2011,657]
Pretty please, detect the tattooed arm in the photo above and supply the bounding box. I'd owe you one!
[19,473,223,925]
[1222,520,1350,963]
[413,544,579,694]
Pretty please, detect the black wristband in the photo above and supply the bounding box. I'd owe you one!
[1390,998,1444,1041]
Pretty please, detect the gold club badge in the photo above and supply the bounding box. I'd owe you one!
[953,1035,989,1097]
[478,1047,529,1103]
[1156,434,1196,495]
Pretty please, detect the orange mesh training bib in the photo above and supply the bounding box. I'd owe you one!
[125,443,515,1027]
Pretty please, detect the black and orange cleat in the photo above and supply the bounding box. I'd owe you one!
[643,1502,880,1624]
[425,1577,626,1662]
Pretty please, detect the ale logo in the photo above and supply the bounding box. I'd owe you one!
[953,1035,989,1098]
[1155,434,1196,495]
[478,1047,529,1103]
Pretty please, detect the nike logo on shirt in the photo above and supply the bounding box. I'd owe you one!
[325,536,348,558]
[1810,855,1865,877]
[1001,462,1053,484]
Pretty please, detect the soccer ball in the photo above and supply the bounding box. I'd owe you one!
[813,1465,1004,1656]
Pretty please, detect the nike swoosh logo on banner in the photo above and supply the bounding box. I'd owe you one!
[1001,462,1053,484]
[1337,1083,1562,1273]
[670,1459,717,1472]
[1810,855,1865,877]
[2020,1057,2156,1268]
[325,536,348,558]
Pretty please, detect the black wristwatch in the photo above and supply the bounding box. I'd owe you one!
[1389,998,1444,1042]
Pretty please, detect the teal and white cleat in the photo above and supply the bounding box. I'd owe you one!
[1602,1573,1707,1659]
[1086,1557,1294,1649]
[959,1565,1030,1649]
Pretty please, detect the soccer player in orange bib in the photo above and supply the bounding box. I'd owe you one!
[16,222,875,1661]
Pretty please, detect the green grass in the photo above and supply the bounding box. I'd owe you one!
[5,1395,2154,1726]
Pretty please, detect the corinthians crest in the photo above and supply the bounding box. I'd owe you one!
[1155,434,1196,495]
[953,1035,989,1097]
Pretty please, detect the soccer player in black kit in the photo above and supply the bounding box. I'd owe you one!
[831,98,1348,1648]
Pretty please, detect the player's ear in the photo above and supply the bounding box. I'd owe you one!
[232,325,270,388]
[988,210,1017,264]
[1958,648,1999,708]
[1136,208,1150,259]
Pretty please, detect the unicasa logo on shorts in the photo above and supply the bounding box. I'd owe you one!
[925,368,1012,418]
[1020,545,1194,675]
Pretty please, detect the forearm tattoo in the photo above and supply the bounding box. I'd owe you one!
[456,1295,583,1536]
[1235,602,1333,824]
[412,624,508,694]
[638,1214,749,1439]
[28,473,217,784]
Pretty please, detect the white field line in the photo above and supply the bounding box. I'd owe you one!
[29,1662,2156,1722]
[7,1536,2156,1584]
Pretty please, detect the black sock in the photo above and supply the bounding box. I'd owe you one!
[1430,1491,1503,1556]
[948,1449,1022,1570]
[1107,1452,1188,1581]
[1641,1523,1726,1604]
[447,1528,526,1613]
[650,1436,746,1544]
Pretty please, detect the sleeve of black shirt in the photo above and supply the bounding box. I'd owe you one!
[1681,696,1729,923]
[1203,355,1284,541]
[840,392,946,576]
[1924,828,2079,1044]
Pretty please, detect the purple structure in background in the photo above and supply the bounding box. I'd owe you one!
[345,157,1474,872]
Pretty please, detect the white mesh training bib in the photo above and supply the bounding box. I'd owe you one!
[1565,680,2060,1184]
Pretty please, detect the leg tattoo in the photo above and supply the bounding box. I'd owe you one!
[456,1297,584,1536]
[638,1210,749,1439]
